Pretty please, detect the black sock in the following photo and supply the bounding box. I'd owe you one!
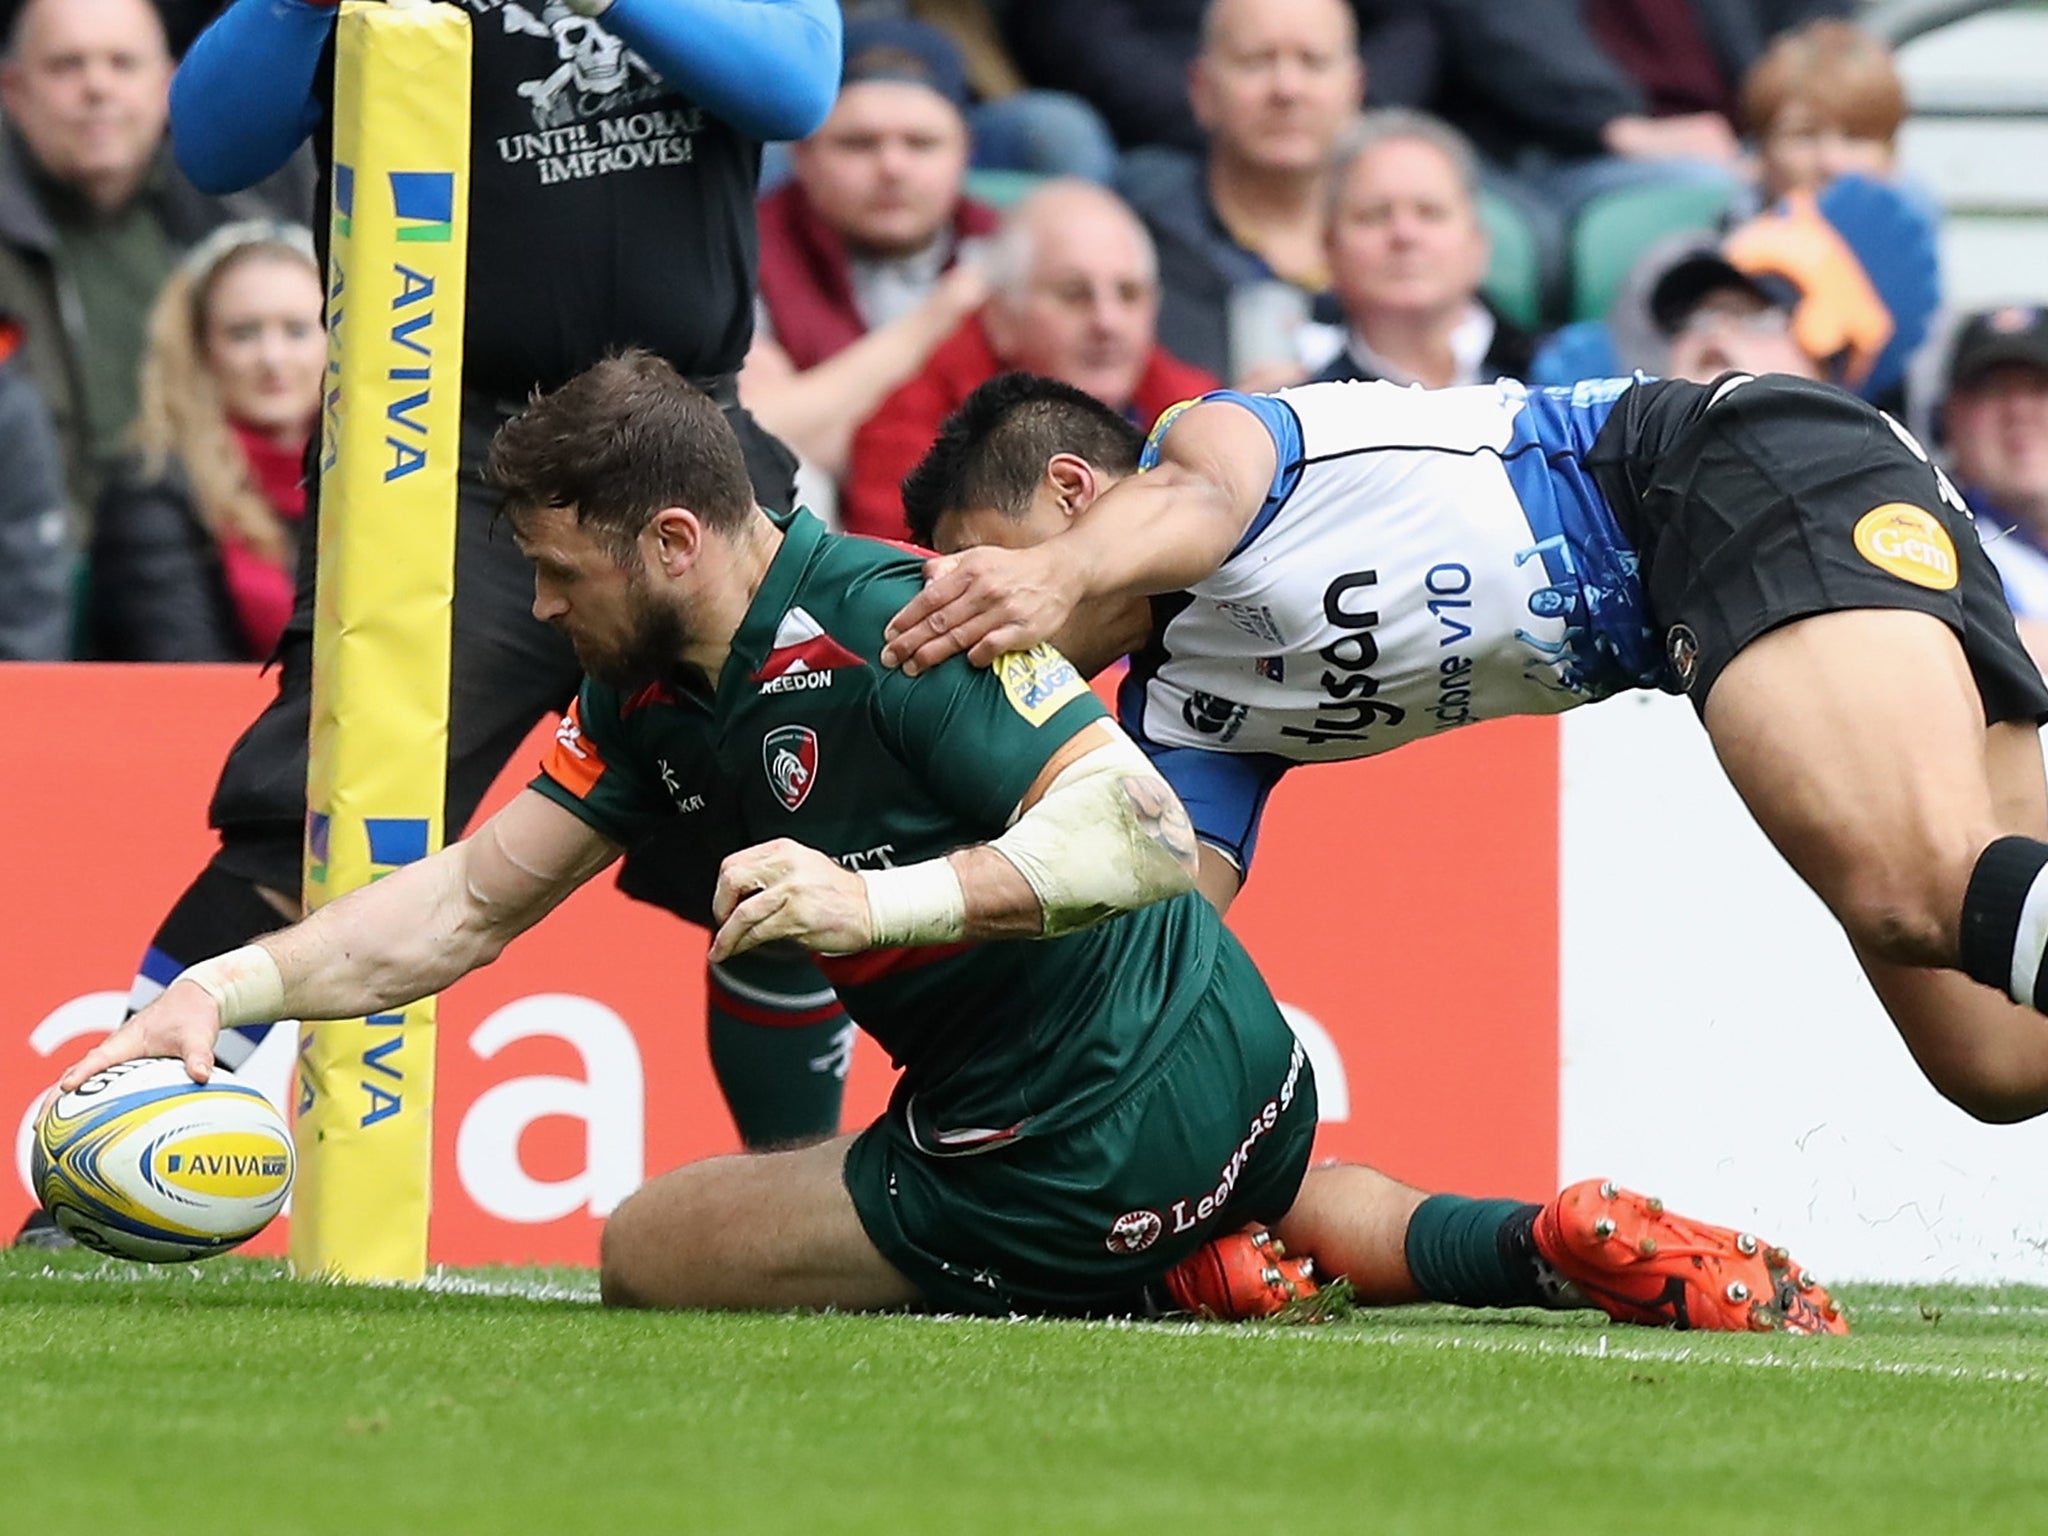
[131,865,292,1068]
[1959,836,2048,1011]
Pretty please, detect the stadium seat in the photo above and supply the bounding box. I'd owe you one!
[1477,188,1544,331]
[964,168,1047,209]
[1569,179,1736,322]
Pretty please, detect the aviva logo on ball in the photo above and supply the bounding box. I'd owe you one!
[150,1133,293,1201]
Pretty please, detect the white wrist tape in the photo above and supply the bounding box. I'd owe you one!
[861,861,968,947]
[177,945,287,1030]
[991,733,1195,937]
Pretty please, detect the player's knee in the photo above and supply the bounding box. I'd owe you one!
[598,1193,658,1309]
[600,1161,754,1310]
[599,1180,713,1310]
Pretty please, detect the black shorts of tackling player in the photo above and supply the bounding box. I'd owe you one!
[1590,373,2048,724]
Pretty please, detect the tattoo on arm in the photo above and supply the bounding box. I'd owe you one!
[1119,774,1201,880]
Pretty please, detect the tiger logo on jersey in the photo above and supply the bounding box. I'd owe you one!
[763,724,819,811]
[1853,503,1957,591]
[995,644,1088,725]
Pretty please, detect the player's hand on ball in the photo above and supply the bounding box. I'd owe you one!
[710,839,874,961]
[881,544,1082,675]
[57,983,222,1093]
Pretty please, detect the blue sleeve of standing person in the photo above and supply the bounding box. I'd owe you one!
[602,0,841,142]
[169,0,333,195]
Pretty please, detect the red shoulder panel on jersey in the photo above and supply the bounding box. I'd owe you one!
[540,699,606,798]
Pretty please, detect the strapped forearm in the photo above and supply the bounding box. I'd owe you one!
[860,735,1200,944]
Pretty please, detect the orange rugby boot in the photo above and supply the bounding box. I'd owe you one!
[1533,1179,1848,1336]
[1161,1224,1321,1320]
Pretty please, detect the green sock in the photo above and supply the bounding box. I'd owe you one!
[705,954,852,1150]
[1403,1195,1549,1309]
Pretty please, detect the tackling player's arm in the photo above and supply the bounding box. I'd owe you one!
[708,720,1200,960]
[881,400,1278,673]
[57,792,621,1088]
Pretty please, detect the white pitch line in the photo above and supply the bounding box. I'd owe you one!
[1176,1323,2045,1384]
[12,1266,2048,1379]
[417,1269,601,1304]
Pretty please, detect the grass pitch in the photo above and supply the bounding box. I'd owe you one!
[5,1251,2047,1535]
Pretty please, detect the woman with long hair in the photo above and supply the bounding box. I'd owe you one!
[92,220,324,661]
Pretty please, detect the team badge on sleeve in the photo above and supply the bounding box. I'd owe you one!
[763,724,819,811]
[541,699,606,798]
[1853,503,1958,591]
[996,644,1088,725]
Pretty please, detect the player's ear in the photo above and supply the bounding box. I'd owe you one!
[646,507,702,575]
[1045,453,1099,519]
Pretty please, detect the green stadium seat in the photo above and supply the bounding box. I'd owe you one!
[1477,188,1543,331]
[963,168,1046,209]
[1569,179,1735,322]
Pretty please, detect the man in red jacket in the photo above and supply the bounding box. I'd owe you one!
[843,178,1217,539]
[746,19,998,483]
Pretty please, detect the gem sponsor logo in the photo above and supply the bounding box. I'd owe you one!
[1853,503,1957,591]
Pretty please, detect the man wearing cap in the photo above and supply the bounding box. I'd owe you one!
[1647,192,1893,390]
[1945,307,2048,642]
[745,20,997,485]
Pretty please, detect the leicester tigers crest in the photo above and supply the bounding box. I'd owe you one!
[762,724,819,812]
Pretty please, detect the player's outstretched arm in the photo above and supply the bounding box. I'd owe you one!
[58,791,619,1089]
[881,400,1278,674]
[708,722,1199,959]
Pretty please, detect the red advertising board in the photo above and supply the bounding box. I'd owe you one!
[0,665,1558,1264]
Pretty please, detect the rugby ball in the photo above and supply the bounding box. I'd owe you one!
[32,1058,294,1262]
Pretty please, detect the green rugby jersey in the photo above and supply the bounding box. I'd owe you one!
[530,508,1229,1144]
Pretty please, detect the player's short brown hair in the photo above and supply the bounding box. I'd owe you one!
[486,349,757,558]
[901,372,1146,547]
[1742,19,1906,145]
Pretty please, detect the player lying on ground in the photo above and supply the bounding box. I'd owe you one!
[58,354,1841,1334]
[881,371,2048,1125]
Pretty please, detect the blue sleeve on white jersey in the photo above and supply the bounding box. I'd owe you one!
[1140,390,1304,562]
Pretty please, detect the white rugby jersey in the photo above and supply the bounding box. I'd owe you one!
[1116,377,1671,867]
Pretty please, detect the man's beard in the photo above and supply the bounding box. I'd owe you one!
[575,583,689,693]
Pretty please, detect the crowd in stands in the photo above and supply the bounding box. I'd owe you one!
[1,0,2046,660]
